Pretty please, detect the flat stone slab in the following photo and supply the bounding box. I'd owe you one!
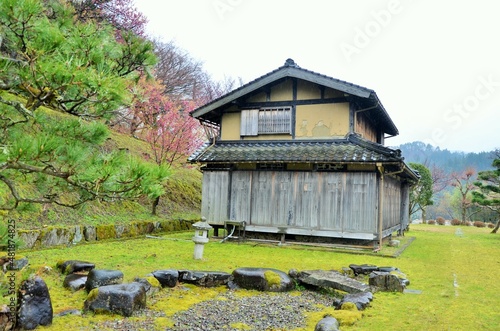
[298,270,370,293]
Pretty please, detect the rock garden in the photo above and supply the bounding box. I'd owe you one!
[3,254,410,330]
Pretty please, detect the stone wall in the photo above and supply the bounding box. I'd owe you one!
[17,219,195,249]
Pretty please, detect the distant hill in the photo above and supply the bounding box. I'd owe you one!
[393,141,495,173]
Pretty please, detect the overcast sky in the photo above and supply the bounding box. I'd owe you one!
[134,0,500,153]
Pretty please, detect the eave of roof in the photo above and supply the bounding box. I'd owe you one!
[190,59,399,136]
[189,133,395,162]
[188,134,419,181]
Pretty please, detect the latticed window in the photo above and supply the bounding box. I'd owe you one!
[240,107,292,136]
[258,107,291,134]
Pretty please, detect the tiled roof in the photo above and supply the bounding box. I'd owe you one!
[188,134,403,164]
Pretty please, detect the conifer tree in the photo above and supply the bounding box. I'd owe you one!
[0,0,166,211]
[473,151,500,233]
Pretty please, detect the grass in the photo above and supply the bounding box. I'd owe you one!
[4,224,499,330]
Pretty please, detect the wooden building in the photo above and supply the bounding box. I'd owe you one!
[188,59,419,246]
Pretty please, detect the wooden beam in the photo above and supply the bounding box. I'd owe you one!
[237,97,349,109]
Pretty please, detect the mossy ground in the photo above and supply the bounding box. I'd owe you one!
[3,224,499,330]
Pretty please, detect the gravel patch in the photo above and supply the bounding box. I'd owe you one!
[94,290,334,330]
[169,290,334,331]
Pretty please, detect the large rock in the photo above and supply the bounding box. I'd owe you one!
[338,291,373,310]
[230,268,294,292]
[297,270,370,293]
[83,283,146,317]
[348,264,378,276]
[151,269,179,288]
[17,276,53,330]
[315,315,340,331]
[63,274,87,292]
[56,260,95,275]
[40,227,75,247]
[369,271,406,292]
[178,270,231,287]
[85,269,123,292]
[83,226,97,241]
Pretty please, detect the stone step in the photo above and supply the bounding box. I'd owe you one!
[297,270,370,293]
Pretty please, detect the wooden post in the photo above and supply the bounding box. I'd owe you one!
[377,163,384,249]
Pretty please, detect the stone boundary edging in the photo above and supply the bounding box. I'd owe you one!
[16,219,195,249]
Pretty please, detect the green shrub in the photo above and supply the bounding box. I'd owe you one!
[473,221,486,228]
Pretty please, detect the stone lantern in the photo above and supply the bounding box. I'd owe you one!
[192,217,212,260]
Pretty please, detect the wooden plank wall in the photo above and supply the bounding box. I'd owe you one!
[229,171,252,223]
[201,171,230,223]
[382,176,402,230]
[355,112,378,142]
[205,170,382,236]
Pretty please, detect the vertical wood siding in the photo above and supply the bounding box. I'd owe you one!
[342,173,377,233]
[382,176,402,230]
[294,172,320,228]
[201,171,229,223]
[318,173,344,230]
[355,112,378,142]
[229,171,252,223]
[203,170,385,237]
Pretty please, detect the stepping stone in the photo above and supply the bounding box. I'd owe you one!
[297,270,370,293]
[230,267,294,292]
[83,283,146,317]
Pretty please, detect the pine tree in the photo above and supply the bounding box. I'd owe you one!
[0,0,166,211]
[473,152,500,233]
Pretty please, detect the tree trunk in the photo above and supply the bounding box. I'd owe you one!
[152,196,160,216]
[422,208,427,223]
[491,219,500,234]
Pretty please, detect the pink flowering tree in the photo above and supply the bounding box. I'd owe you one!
[146,100,204,168]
